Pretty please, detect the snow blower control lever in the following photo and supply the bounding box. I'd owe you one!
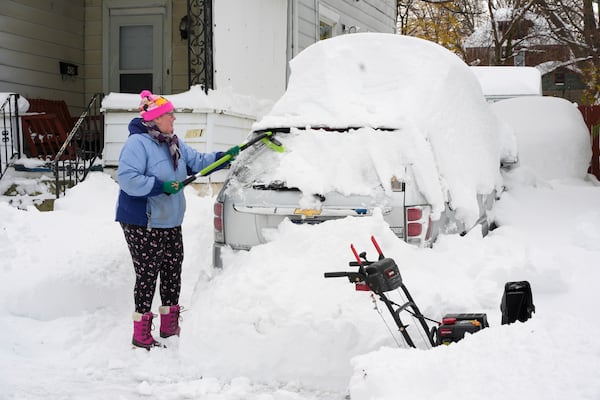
[182,131,283,186]
[324,236,437,348]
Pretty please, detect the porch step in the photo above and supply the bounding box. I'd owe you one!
[1,170,56,211]
[1,162,105,211]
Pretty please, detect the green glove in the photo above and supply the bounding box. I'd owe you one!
[225,145,240,160]
[163,180,182,194]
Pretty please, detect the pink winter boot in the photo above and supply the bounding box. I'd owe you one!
[132,312,162,350]
[159,305,181,338]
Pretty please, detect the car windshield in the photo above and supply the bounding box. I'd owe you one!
[229,127,442,200]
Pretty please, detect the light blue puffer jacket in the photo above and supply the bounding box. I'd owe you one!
[116,118,222,229]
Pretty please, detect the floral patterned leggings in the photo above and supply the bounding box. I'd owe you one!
[120,223,184,314]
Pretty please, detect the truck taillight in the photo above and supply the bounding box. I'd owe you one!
[405,205,432,245]
[214,201,224,242]
[407,222,422,236]
[406,208,422,221]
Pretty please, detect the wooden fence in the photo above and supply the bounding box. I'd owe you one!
[579,105,600,180]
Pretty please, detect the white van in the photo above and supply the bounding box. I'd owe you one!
[470,66,543,103]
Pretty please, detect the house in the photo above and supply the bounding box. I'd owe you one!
[0,0,397,116]
[463,9,585,103]
[0,0,397,180]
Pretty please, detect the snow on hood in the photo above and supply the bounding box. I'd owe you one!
[251,33,511,226]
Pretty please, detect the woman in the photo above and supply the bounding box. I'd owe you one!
[116,90,238,350]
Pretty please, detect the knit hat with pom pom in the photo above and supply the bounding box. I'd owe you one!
[139,90,174,121]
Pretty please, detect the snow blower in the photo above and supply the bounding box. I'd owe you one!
[324,236,438,348]
[324,236,494,348]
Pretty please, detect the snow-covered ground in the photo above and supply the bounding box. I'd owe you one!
[1,33,599,399]
[2,153,600,400]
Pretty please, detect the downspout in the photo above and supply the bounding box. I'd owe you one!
[286,0,295,85]
[315,0,319,41]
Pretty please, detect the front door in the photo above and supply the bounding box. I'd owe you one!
[106,7,168,94]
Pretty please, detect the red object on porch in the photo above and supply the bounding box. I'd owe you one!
[21,99,77,160]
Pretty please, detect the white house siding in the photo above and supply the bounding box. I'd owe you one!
[0,0,85,115]
[294,0,318,54]
[292,0,397,58]
[1,0,396,113]
[211,0,397,104]
[83,0,103,104]
[213,0,288,102]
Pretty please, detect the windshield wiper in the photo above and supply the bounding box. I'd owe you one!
[252,180,300,191]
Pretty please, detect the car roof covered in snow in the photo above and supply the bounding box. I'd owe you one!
[253,33,492,131]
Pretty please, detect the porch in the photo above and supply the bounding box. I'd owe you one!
[0,88,260,210]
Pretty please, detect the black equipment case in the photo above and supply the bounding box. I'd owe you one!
[500,281,535,325]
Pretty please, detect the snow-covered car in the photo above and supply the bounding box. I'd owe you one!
[212,33,516,268]
[491,96,591,181]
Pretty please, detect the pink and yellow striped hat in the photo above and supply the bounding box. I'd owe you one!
[139,90,174,121]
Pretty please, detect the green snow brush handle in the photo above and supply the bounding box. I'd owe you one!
[182,131,283,186]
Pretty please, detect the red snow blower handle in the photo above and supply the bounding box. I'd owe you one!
[371,235,385,260]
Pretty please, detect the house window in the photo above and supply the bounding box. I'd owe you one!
[320,21,333,40]
[554,71,565,86]
[119,25,154,93]
[319,4,339,40]
[514,50,525,66]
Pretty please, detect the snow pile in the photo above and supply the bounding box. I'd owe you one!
[2,168,600,399]
[101,85,273,119]
[232,126,446,212]
[0,92,30,113]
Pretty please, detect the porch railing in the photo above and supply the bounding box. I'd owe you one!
[0,94,21,180]
[187,0,214,91]
[53,93,104,198]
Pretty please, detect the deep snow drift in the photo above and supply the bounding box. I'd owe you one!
[1,153,600,400]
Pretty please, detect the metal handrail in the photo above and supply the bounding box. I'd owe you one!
[53,93,104,198]
[0,94,21,180]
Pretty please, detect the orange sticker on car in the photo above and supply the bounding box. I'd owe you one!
[294,208,322,217]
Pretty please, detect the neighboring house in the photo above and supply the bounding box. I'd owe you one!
[463,9,585,103]
[0,0,397,116]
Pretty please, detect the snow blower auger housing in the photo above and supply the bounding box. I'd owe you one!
[436,313,489,345]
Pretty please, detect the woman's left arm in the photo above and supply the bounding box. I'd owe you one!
[178,138,222,174]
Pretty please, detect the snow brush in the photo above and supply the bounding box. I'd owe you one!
[182,131,284,186]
